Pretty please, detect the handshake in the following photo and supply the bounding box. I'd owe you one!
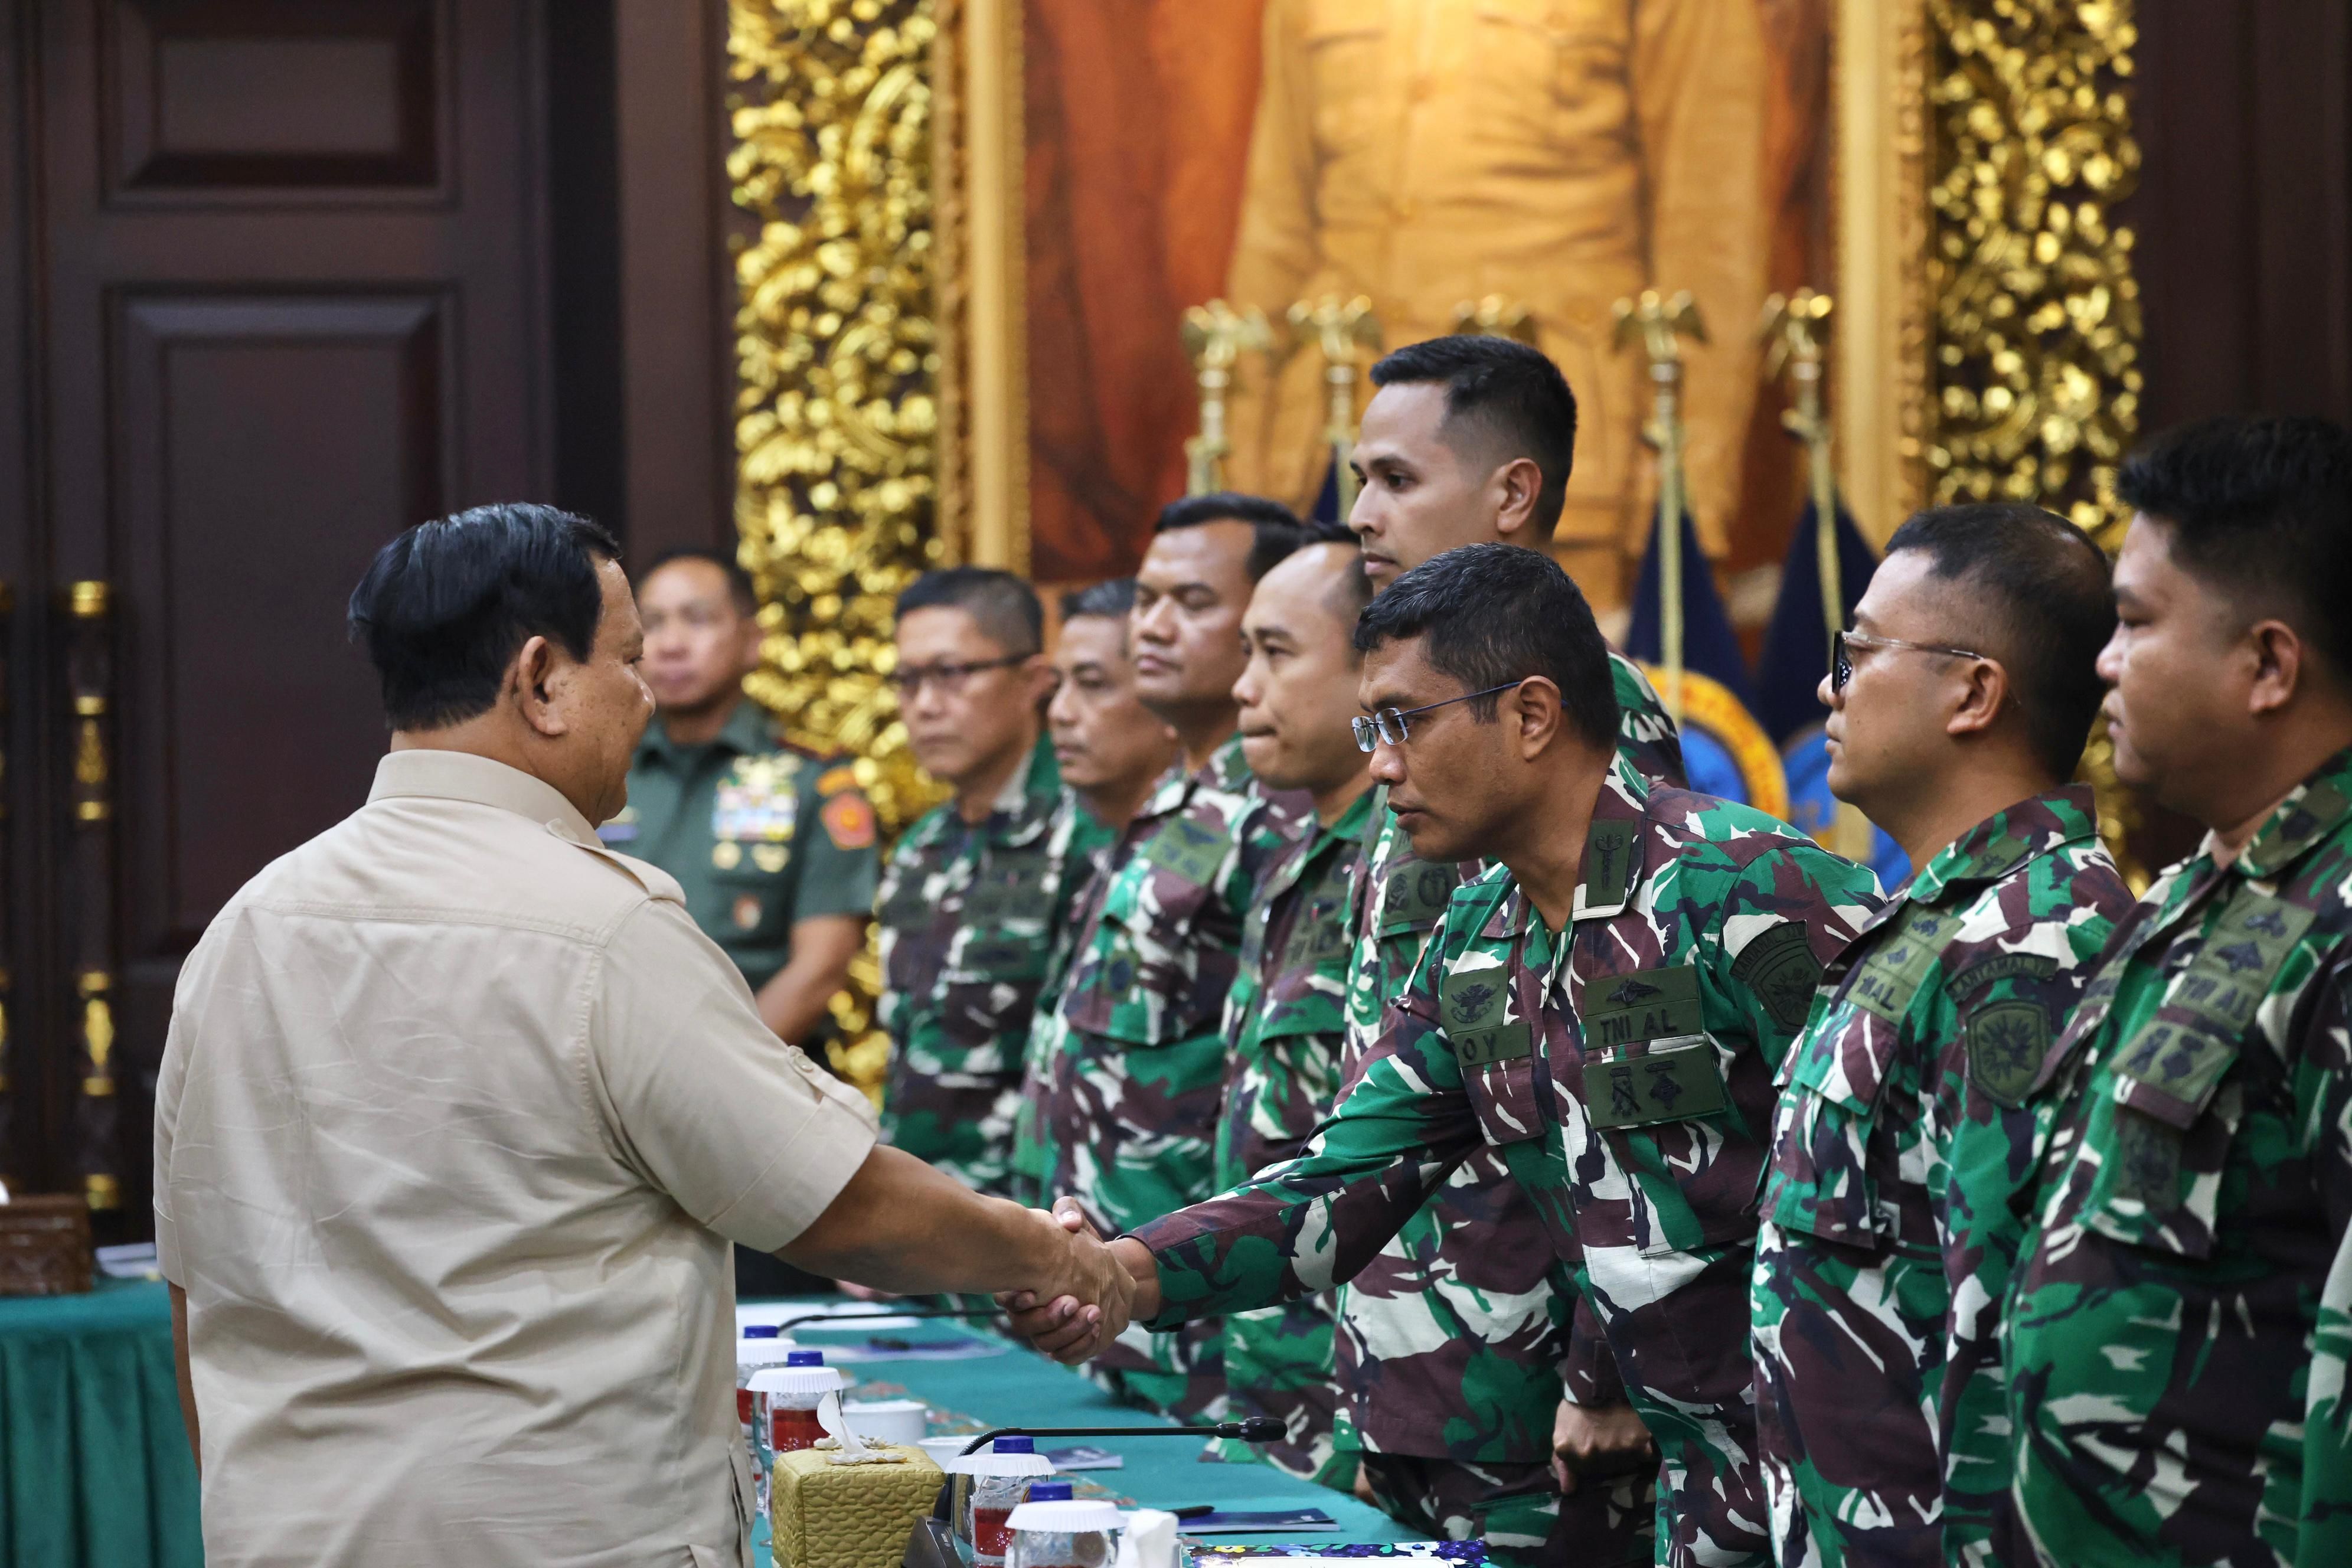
[999,1197,1164,1363]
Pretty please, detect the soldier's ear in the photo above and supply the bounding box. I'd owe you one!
[2245,618,2305,718]
[1491,458,1544,543]
[1513,675,1564,758]
[1946,655,2007,740]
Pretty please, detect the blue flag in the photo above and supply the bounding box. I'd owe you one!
[1623,507,1757,710]
[1754,498,1880,746]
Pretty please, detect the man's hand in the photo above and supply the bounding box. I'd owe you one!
[1551,1397,1656,1494]
[997,1197,1161,1363]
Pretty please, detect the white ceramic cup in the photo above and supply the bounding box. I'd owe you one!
[841,1398,930,1446]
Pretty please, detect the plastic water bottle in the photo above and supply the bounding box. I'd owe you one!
[766,1350,834,1453]
[969,1436,1044,1567]
[1004,1485,1123,1568]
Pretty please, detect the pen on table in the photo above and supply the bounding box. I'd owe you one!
[1169,1506,1216,1520]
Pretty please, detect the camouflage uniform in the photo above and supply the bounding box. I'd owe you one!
[1210,787,1376,1488]
[877,735,1108,1195]
[1133,756,1882,1566]
[1750,785,2130,1567]
[2005,747,2352,1567]
[1010,790,1121,1204]
[1337,654,1684,1566]
[1039,734,1308,1417]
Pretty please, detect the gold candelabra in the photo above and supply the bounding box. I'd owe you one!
[1612,290,1707,724]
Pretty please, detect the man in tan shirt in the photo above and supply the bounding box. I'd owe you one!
[155,502,1129,1568]
[1221,0,1768,603]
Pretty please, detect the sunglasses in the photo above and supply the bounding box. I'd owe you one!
[1830,629,1987,692]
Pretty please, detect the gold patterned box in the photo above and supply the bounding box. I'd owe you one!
[769,1444,944,1568]
[0,1195,92,1296]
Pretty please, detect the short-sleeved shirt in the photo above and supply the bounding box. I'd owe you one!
[153,749,881,1568]
[607,697,879,991]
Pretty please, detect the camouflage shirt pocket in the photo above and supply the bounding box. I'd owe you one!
[1763,1014,1899,1249]
[1059,870,1227,1047]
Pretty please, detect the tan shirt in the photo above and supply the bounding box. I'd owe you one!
[1221,0,1767,554]
[154,750,879,1568]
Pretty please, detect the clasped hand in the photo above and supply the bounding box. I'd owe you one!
[998,1198,1159,1364]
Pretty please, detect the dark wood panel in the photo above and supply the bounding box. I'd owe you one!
[108,0,442,193]
[113,293,444,952]
[2134,0,2352,428]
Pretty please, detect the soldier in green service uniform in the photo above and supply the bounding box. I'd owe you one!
[1209,528,1377,1488]
[611,550,878,1042]
[2004,416,2352,1568]
[1339,335,1677,1563]
[877,569,1089,1197]
[1747,504,2130,1568]
[612,548,880,1293]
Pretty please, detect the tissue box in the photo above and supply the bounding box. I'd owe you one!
[0,1197,92,1296]
[769,1444,944,1568]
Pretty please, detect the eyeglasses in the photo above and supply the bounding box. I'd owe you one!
[1830,629,1987,692]
[887,653,1033,698]
[1351,681,1527,752]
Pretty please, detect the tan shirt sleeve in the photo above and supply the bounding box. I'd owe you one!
[1634,0,1768,554]
[589,899,879,1252]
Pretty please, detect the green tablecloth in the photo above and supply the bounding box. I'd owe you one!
[0,1278,201,1568]
[1,1282,1405,1565]
[759,1299,1413,1552]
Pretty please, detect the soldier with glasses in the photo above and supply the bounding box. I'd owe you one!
[1747,504,2130,1567]
[1009,544,1881,1568]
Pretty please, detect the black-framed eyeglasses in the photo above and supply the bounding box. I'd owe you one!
[1830,629,1988,692]
[1351,681,1527,752]
[888,653,1033,698]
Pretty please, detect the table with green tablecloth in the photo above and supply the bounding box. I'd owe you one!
[0,1278,201,1568]
[0,1281,1411,1566]
[751,1298,1413,1557]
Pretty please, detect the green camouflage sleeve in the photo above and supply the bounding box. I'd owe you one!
[1132,930,1483,1321]
[2308,1203,2352,1564]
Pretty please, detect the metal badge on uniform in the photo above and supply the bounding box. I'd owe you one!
[711,839,744,871]
[752,842,790,874]
[713,757,800,842]
[731,893,763,931]
[821,790,876,850]
[1585,1035,1729,1129]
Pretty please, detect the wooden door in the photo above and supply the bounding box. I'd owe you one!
[1,0,556,1230]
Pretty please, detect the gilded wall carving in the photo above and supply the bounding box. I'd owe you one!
[728,0,948,1090]
[1921,0,2144,873]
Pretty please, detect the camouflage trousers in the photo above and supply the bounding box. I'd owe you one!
[1087,1315,1228,1422]
[1585,1244,1774,1567]
[1359,1452,1653,1568]
[1207,1295,1361,1490]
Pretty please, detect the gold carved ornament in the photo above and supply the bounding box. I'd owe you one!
[729,0,949,1096]
[1924,0,2145,880]
[1181,302,1273,496]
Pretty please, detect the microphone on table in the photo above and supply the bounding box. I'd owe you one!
[901,1418,1288,1568]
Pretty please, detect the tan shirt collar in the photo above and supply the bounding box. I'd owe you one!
[368,749,599,842]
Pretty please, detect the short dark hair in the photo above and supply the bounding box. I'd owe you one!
[1369,335,1579,541]
[1352,541,1617,749]
[641,547,757,616]
[1299,522,1374,626]
[1061,577,1137,621]
[1154,492,1312,582]
[2118,413,2352,679]
[895,566,1043,655]
[1884,503,2115,779]
[348,502,620,731]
